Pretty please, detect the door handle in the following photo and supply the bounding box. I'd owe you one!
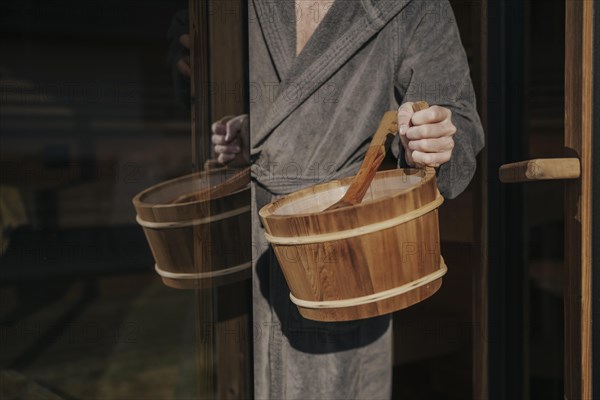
[499,158,580,183]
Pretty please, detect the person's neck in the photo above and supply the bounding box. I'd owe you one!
[296,1,333,55]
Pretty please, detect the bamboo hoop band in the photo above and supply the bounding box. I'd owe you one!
[290,256,447,309]
[154,261,252,280]
[264,193,443,245]
[136,205,251,229]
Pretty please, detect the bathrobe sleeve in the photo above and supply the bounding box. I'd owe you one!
[394,1,485,199]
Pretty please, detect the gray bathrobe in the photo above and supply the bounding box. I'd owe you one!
[249,0,484,398]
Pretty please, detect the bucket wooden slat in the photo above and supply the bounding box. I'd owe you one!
[259,168,445,321]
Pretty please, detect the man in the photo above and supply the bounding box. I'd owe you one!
[213,1,484,398]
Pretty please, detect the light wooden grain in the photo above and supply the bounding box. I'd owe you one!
[260,168,444,321]
[498,158,580,182]
[412,101,429,112]
[290,257,447,309]
[325,111,398,210]
[564,0,593,398]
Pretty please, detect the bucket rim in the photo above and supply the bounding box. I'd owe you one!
[132,167,249,209]
[259,168,435,221]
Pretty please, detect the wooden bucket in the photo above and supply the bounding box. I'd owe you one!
[259,168,446,321]
[132,168,251,289]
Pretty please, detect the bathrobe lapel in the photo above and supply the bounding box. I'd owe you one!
[251,0,297,82]
[252,0,412,148]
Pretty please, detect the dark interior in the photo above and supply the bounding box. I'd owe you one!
[0,0,570,399]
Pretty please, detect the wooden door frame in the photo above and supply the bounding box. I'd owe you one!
[480,0,596,398]
[473,0,488,396]
[564,0,594,398]
[189,1,252,398]
[593,0,600,393]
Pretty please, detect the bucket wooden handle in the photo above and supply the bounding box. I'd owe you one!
[324,101,434,211]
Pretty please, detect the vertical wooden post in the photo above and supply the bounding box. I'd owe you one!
[208,0,247,122]
[189,1,252,399]
[564,0,593,398]
[207,1,251,398]
[189,0,212,172]
[189,1,216,399]
[473,0,488,397]
[209,0,253,400]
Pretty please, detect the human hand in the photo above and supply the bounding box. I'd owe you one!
[211,114,249,165]
[177,33,191,78]
[397,102,456,168]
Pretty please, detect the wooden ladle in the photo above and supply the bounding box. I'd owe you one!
[324,101,429,211]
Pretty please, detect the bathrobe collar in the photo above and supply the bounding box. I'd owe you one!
[252,0,412,148]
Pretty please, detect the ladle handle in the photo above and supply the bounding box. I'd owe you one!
[324,101,436,211]
[324,111,399,210]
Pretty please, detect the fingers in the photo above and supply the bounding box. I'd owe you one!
[405,119,456,140]
[408,137,455,153]
[179,34,190,49]
[397,102,414,136]
[217,153,237,164]
[211,121,226,141]
[411,105,451,125]
[212,115,249,165]
[397,102,455,168]
[177,34,191,78]
[213,140,240,164]
[214,143,241,155]
[225,115,245,141]
[397,102,417,166]
[404,134,455,168]
[211,133,229,145]
[403,147,416,167]
[177,57,191,78]
[211,121,237,163]
[411,150,453,167]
